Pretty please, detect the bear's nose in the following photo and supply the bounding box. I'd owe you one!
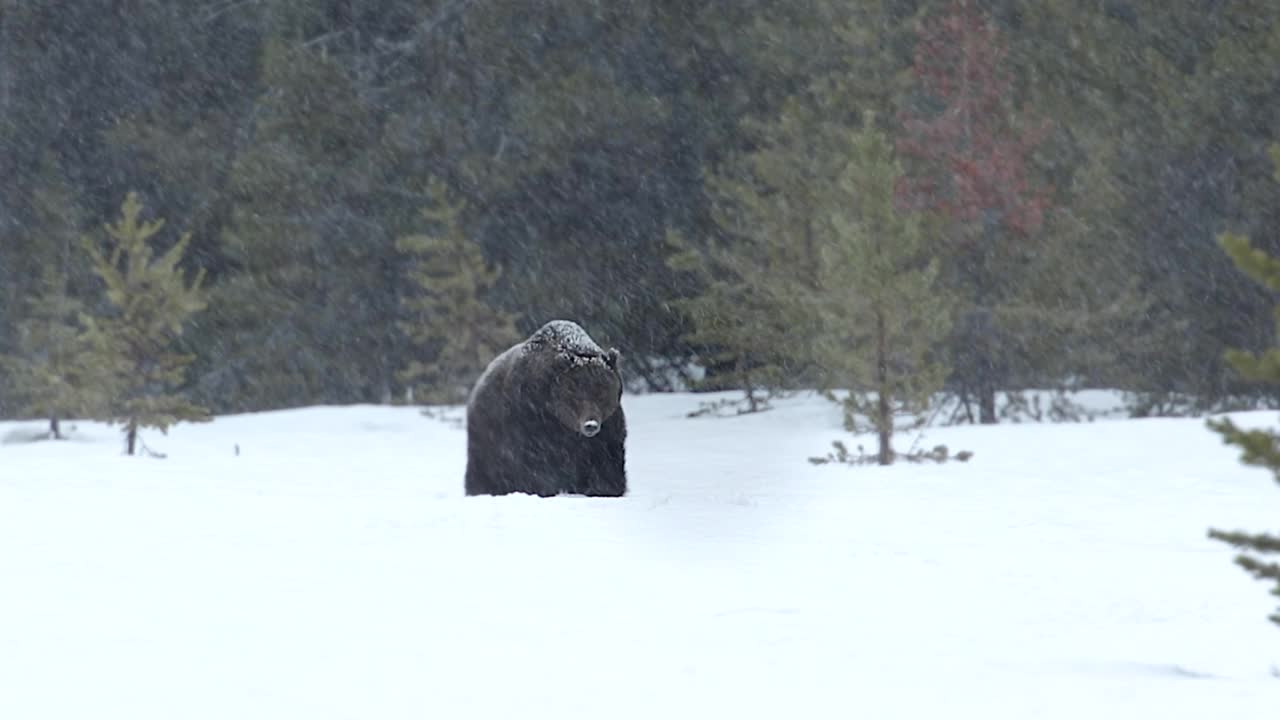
[581,419,601,437]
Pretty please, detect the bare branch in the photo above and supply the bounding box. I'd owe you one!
[199,0,258,26]
[375,0,482,56]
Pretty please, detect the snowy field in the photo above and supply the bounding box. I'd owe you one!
[3,390,1280,719]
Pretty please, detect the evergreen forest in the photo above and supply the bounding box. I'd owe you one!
[3,0,1280,429]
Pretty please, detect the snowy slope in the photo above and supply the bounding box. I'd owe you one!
[2,391,1279,719]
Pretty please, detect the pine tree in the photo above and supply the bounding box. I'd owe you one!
[1206,145,1280,628]
[213,36,392,410]
[1,265,103,439]
[895,0,1053,425]
[665,225,798,414]
[667,93,838,412]
[664,0,917,415]
[0,153,103,436]
[81,192,211,456]
[396,178,520,405]
[665,97,837,410]
[816,114,953,465]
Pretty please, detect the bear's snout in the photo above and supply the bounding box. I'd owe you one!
[580,419,601,437]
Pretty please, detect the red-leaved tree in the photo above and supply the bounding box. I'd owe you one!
[895,0,1052,424]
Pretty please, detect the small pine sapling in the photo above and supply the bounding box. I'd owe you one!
[812,113,966,466]
[0,265,105,439]
[80,191,212,456]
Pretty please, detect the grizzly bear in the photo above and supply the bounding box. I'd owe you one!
[464,320,627,497]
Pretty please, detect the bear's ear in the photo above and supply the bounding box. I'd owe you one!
[605,347,620,369]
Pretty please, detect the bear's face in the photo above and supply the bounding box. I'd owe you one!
[546,349,622,438]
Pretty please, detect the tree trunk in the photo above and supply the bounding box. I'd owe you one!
[876,308,892,466]
[975,313,999,424]
[978,382,997,424]
[969,214,1002,426]
[126,421,137,456]
[49,415,62,440]
[740,362,759,413]
[972,269,999,425]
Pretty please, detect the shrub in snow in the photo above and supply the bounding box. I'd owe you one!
[809,439,972,466]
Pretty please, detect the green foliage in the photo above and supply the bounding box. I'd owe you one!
[396,178,520,405]
[211,35,394,410]
[3,1,1280,419]
[0,153,103,434]
[895,0,1059,426]
[0,266,104,438]
[1215,231,1280,386]
[664,3,924,420]
[663,0,911,410]
[1206,146,1280,628]
[80,192,211,456]
[664,227,796,414]
[1020,1,1280,412]
[815,113,956,465]
[1208,410,1280,629]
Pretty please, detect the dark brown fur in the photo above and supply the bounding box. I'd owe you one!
[464,321,627,497]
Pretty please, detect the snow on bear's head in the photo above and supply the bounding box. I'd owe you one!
[526,320,622,437]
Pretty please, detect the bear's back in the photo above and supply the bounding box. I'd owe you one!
[467,341,523,410]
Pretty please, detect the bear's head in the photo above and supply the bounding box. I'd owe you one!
[546,346,623,438]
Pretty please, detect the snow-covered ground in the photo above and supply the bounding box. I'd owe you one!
[2,390,1279,719]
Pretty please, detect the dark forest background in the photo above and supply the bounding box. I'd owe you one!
[3,0,1280,427]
